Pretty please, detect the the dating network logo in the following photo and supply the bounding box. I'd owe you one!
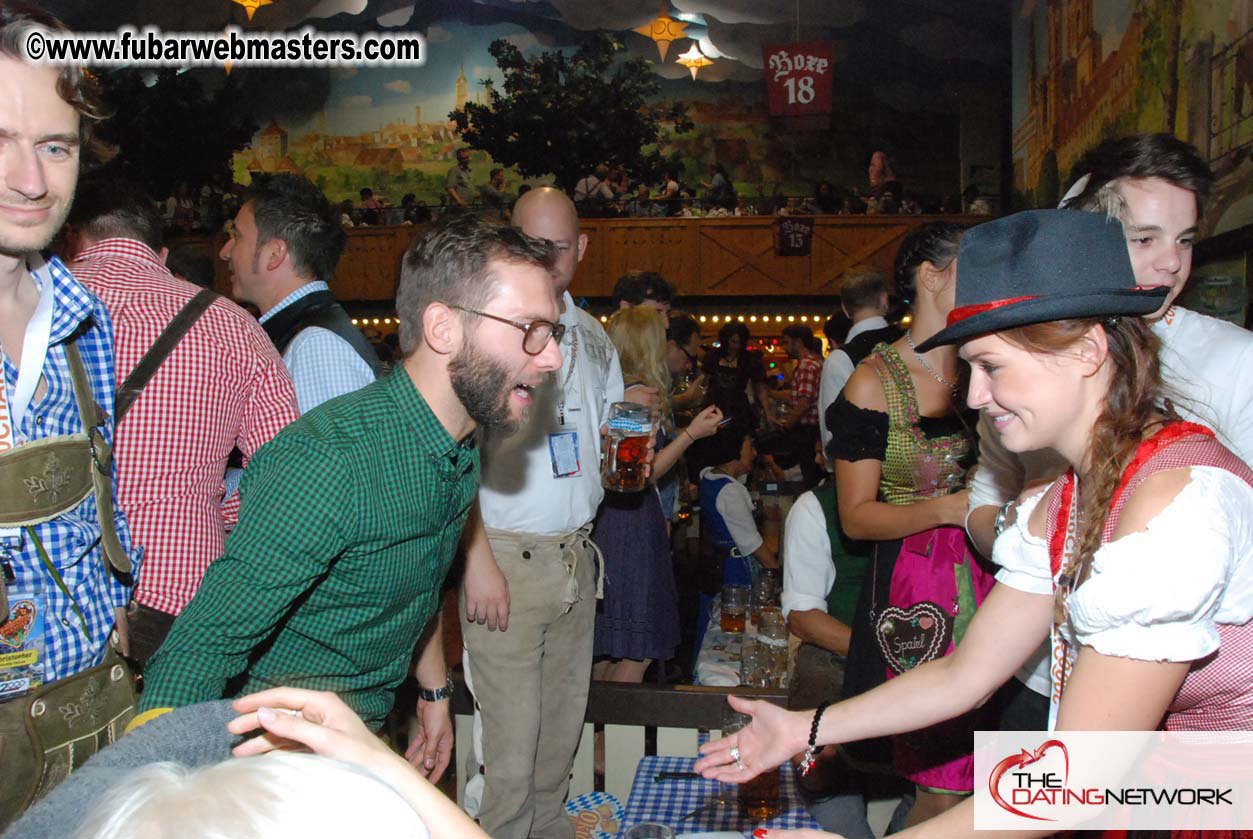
[988,739,1070,821]
[976,731,1248,832]
[988,736,1233,823]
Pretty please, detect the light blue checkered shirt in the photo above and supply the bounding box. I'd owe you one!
[259,282,375,414]
[2,256,141,682]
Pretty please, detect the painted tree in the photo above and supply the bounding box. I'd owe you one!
[95,69,256,199]
[1162,0,1184,134]
[451,33,693,192]
[1134,0,1185,133]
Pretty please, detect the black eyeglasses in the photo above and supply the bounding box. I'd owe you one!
[449,305,566,355]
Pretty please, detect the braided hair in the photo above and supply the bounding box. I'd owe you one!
[892,221,966,305]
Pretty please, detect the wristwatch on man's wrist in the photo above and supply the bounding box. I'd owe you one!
[418,675,455,702]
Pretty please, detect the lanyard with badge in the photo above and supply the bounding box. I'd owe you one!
[0,267,54,701]
[548,327,582,478]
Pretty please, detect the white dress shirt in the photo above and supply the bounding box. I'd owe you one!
[780,490,834,620]
[478,293,625,535]
[700,468,763,557]
[819,315,889,450]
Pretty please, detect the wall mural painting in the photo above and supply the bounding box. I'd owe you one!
[1012,0,1253,237]
[229,1,1009,212]
[233,21,520,208]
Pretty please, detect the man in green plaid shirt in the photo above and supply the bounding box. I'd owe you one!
[136,214,564,780]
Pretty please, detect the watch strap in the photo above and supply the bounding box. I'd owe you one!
[418,675,455,702]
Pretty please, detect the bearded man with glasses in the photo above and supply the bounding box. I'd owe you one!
[460,187,628,839]
[135,215,562,788]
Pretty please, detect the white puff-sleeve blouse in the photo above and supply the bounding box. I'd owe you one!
[991,467,1253,663]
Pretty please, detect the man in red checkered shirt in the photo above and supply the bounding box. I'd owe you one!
[66,176,299,664]
[775,324,824,488]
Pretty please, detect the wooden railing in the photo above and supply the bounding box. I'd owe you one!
[446,677,788,809]
[174,214,984,305]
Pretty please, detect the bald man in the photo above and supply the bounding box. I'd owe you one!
[459,189,624,839]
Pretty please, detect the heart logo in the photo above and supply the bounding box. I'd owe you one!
[0,599,38,649]
[875,601,951,674]
[989,740,1070,821]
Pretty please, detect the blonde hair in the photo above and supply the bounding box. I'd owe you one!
[606,306,672,429]
[74,752,429,839]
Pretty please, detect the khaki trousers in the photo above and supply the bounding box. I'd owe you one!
[462,527,598,839]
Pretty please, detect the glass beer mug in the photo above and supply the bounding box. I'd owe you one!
[601,402,653,492]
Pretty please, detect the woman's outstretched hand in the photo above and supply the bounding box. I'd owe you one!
[694,694,807,783]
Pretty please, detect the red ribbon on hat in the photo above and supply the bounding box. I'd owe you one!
[946,295,1039,326]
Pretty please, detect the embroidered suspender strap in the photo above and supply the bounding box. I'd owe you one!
[114,288,218,427]
[64,341,132,576]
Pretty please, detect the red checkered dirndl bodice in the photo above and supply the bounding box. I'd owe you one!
[1045,423,1253,731]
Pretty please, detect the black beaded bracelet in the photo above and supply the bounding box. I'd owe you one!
[799,701,831,776]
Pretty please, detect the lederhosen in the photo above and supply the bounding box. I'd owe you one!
[0,337,135,831]
[0,285,218,830]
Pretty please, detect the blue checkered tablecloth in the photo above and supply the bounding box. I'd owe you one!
[619,754,821,836]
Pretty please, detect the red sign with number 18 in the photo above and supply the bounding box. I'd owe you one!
[762,40,834,117]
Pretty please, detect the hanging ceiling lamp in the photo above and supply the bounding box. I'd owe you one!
[634,8,687,61]
[676,44,713,80]
[232,0,273,20]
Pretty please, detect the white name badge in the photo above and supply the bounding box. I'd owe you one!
[548,428,581,478]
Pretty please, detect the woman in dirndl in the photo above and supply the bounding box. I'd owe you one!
[696,209,1253,839]
[826,220,996,826]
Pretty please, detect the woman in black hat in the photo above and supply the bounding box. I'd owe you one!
[694,210,1253,838]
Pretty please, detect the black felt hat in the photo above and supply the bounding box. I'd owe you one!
[914,210,1168,353]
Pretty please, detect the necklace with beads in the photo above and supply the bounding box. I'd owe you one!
[905,331,959,399]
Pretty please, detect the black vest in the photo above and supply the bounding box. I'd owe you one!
[841,322,903,369]
[262,289,383,378]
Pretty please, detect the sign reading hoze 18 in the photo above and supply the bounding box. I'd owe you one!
[762,40,834,117]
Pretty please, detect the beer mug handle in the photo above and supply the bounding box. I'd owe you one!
[607,435,621,473]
